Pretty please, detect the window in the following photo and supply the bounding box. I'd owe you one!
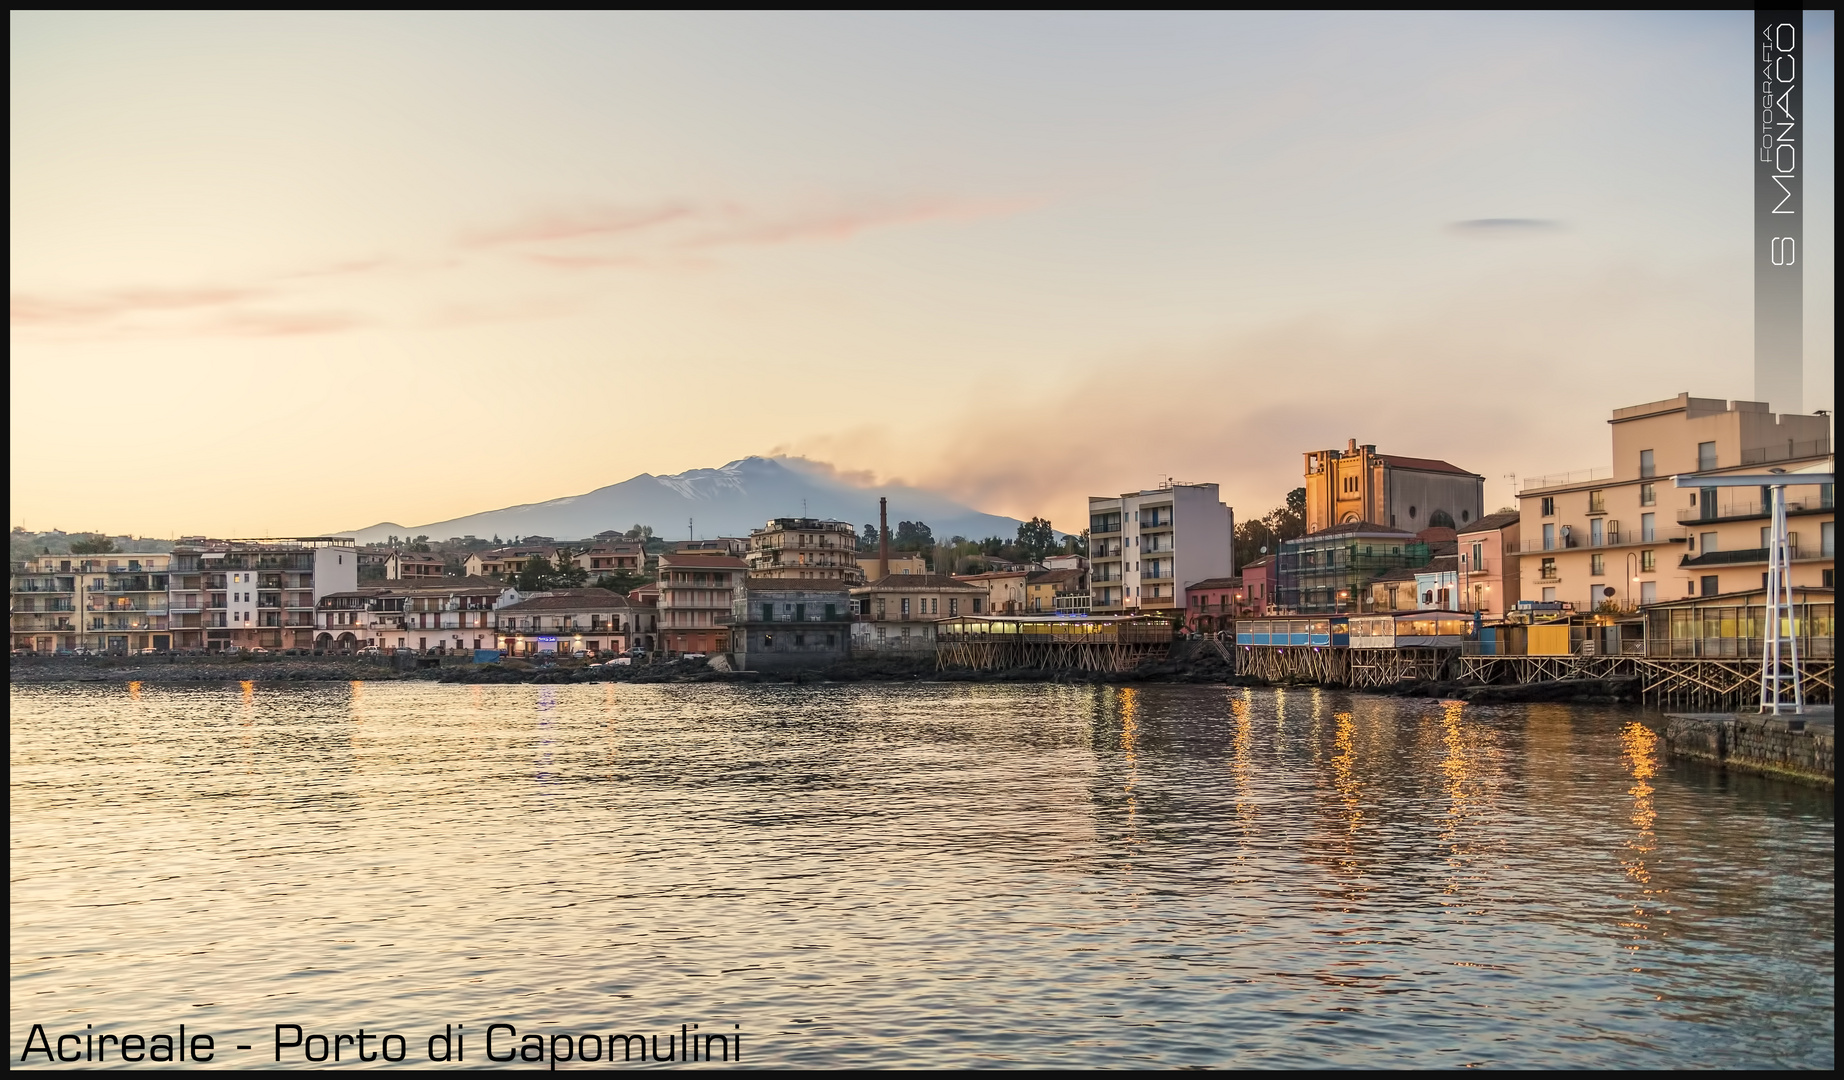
[1542,587,1557,602]
[1639,483,1655,507]
[1590,518,1604,546]
[1539,557,1557,580]
[1700,531,1718,553]
[1696,441,1716,471]
[1470,543,1483,570]
[1641,549,1656,572]
[1701,575,1720,597]
[901,597,910,616]
[761,603,774,622]
[1540,497,1555,517]
[1639,449,1655,478]
[1823,521,1835,558]
[1590,554,1604,575]
[1542,524,1555,550]
[1587,490,1605,514]
[1640,513,1655,542]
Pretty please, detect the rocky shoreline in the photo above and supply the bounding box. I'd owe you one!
[9,649,1640,704]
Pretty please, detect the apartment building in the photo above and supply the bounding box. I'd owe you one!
[10,552,173,654]
[385,551,445,580]
[656,552,747,654]
[166,538,357,651]
[1025,567,1087,613]
[464,544,555,580]
[1518,393,1833,610]
[1303,439,1485,533]
[575,542,645,578]
[1087,482,1235,614]
[315,577,506,653]
[497,588,652,656]
[1455,511,1520,617]
[730,578,854,669]
[747,518,865,583]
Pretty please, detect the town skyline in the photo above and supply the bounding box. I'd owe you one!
[10,11,1836,540]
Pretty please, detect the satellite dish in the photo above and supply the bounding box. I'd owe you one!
[1260,546,1268,554]
[1603,586,1616,598]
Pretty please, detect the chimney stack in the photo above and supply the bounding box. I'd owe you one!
[878,497,890,581]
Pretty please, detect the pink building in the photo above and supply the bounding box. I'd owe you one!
[1184,577,1241,634]
[1455,511,1520,618]
[1237,556,1274,616]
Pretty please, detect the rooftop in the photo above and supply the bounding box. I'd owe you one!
[1186,576,1242,590]
[656,553,749,569]
[1375,454,1481,477]
[499,589,631,612]
[854,574,986,592]
[1458,510,1521,535]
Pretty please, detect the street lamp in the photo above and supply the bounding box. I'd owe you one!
[1625,551,1640,611]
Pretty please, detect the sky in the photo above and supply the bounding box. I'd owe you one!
[10,11,1835,539]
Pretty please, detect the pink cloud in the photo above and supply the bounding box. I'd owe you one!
[11,286,267,326]
[460,204,694,248]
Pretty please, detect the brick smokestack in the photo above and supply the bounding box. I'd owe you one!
[878,497,889,581]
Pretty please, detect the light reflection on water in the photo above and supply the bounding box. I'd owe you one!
[9,682,1834,1068]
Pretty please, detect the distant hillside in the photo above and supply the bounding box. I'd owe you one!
[339,457,1032,546]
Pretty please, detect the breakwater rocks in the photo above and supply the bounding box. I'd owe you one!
[1663,710,1835,786]
[8,653,426,685]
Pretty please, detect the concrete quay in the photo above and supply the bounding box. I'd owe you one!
[1663,706,1835,786]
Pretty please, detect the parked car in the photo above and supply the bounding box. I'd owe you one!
[680,652,705,660]
[609,656,633,666]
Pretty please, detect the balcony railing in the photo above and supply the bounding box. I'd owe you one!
[1521,532,1628,553]
[1521,466,1613,493]
[1740,437,1831,466]
[1676,497,1827,523]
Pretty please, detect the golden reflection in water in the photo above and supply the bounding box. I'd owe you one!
[1619,722,1662,962]
[1438,700,1475,899]
[1231,694,1255,842]
[1117,687,1142,870]
[603,683,620,779]
[128,680,142,702]
[1330,712,1363,863]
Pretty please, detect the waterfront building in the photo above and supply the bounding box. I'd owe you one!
[170,537,356,651]
[496,588,650,656]
[729,577,853,669]
[315,576,506,653]
[1414,555,1461,610]
[668,537,749,557]
[1455,510,1521,617]
[850,573,986,654]
[1238,555,1274,616]
[748,518,865,583]
[1517,393,1833,611]
[385,551,445,580]
[1184,577,1241,634]
[656,552,747,654]
[957,569,1029,614]
[1275,522,1429,614]
[855,552,928,578]
[1303,439,1485,533]
[1025,567,1087,613]
[1087,481,1234,615]
[10,552,172,654]
[1365,565,1422,612]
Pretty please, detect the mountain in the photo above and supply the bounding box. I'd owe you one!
[339,457,1033,546]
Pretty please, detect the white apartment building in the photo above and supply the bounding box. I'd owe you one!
[1087,482,1234,614]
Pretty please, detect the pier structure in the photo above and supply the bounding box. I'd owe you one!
[934,614,1172,673]
[1236,596,1834,709]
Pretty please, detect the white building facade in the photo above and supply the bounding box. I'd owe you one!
[1087,482,1235,615]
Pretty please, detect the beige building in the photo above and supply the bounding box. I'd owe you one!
[575,543,645,578]
[956,569,1029,614]
[465,544,554,580]
[748,518,864,583]
[315,576,506,653]
[850,573,987,653]
[385,551,445,580]
[1304,440,1485,533]
[1455,510,1521,617]
[1025,567,1087,613]
[1518,393,1833,611]
[496,588,654,656]
[11,552,173,654]
[656,552,747,654]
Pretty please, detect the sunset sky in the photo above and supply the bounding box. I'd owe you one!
[10,11,1835,539]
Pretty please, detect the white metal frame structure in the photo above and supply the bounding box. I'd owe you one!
[1674,469,1834,714]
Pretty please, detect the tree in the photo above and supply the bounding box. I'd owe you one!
[860,524,879,553]
[1234,487,1309,570]
[1015,516,1056,562]
[893,520,934,552]
[515,554,583,592]
[70,534,116,554]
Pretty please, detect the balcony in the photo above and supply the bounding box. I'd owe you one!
[1521,532,1627,553]
[1537,570,1560,582]
[1740,437,1831,466]
[1680,545,1828,568]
